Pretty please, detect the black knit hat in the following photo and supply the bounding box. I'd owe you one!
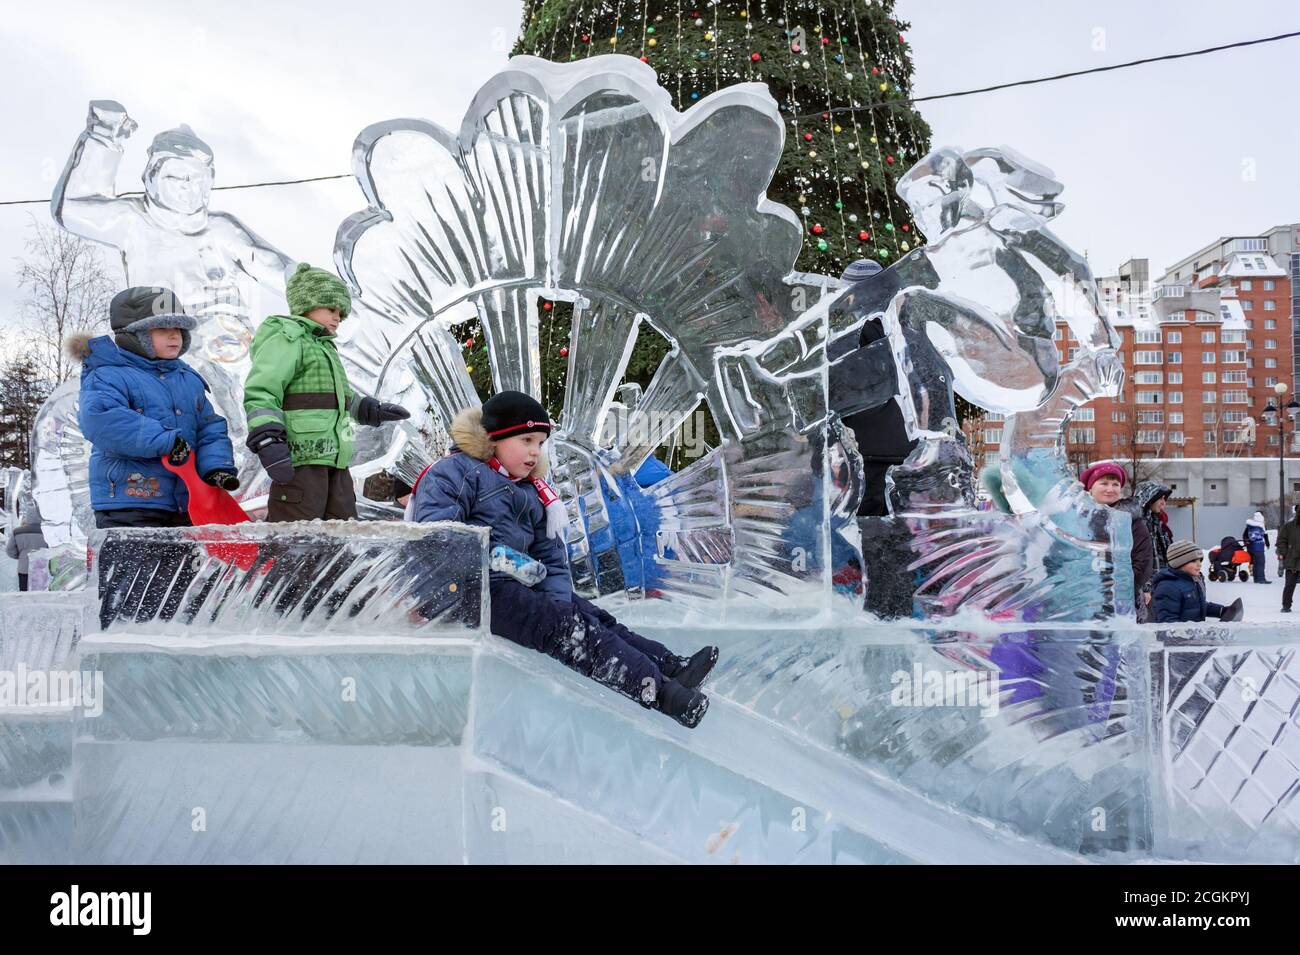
[109,286,197,359]
[481,391,552,440]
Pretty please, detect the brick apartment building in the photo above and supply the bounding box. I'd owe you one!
[972,223,1299,481]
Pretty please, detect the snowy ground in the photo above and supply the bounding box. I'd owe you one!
[1202,537,1297,625]
[0,550,16,593]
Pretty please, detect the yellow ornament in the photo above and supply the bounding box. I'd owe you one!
[860,161,869,169]
[648,37,657,46]
[879,82,887,90]
[901,242,910,251]
[809,150,817,158]
[870,136,877,144]
[705,31,713,41]
[833,124,842,133]
[466,365,474,373]
[740,9,747,16]
[610,37,618,45]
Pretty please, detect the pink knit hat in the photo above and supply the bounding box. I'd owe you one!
[1080,462,1127,491]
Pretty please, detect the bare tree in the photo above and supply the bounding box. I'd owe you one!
[15,215,115,385]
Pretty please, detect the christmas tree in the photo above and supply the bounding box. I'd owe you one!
[462,0,932,441]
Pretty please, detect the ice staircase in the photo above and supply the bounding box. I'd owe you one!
[2,524,1299,864]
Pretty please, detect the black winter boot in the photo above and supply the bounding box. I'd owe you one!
[658,679,709,729]
[661,646,719,689]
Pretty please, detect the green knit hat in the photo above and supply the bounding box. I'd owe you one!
[286,262,351,319]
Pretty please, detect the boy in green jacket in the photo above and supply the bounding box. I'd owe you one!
[244,262,409,521]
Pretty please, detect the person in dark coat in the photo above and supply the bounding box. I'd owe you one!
[1151,539,1242,623]
[5,501,47,592]
[409,391,718,729]
[1080,462,1153,617]
[1277,504,1300,612]
[1134,481,1174,571]
[1241,512,1271,584]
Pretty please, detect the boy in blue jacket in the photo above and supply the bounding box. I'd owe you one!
[72,286,236,625]
[1151,540,1243,623]
[409,390,717,728]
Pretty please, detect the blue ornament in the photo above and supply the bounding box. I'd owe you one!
[690,91,700,100]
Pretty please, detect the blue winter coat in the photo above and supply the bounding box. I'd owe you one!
[1151,566,1224,623]
[76,335,235,514]
[410,409,571,601]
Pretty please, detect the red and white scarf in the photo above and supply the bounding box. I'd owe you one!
[406,453,569,540]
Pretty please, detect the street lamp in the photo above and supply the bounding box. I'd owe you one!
[1261,381,1300,522]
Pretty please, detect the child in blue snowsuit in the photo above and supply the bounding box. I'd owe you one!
[409,391,717,728]
[72,286,236,625]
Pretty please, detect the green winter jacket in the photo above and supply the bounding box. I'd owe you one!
[244,314,357,468]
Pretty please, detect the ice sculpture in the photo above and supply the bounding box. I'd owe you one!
[40,102,297,535]
[334,55,821,620]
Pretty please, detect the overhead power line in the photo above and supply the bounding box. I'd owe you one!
[1,28,1296,208]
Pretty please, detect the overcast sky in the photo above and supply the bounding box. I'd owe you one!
[0,0,1295,348]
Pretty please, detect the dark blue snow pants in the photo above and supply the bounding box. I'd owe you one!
[488,578,673,707]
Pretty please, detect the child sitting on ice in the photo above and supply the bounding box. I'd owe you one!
[408,390,717,728]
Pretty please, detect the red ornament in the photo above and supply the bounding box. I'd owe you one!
[750,52,760,62]
[559,347,569,357]
[858,230,870,241]
[639,56,648,62]
[899,34,906,43]
[465,337,475,348]
[886,155,895,164]
[821,37,830,46]
[821,111,829,120]
[803,132,813,142]
[811,223,824,235]
[791,42,801,53]
[542,301,553,311]
[581,34,590,42]
[901,224,910,232]
[871,66,879,75]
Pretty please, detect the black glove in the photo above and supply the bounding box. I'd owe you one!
[203,470,240,492]
[246,425,295,485]
[168,435,191,465]
[353,395,411,427]
[1218,597,1244,623]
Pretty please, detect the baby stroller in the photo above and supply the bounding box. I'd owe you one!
[1208,536,1251,582]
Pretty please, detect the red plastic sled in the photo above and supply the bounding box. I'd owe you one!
[161,454,263,571]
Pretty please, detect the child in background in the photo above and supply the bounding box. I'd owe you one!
[1151,540,1243,623]
[409,390,717,728]
[244,263,409,521]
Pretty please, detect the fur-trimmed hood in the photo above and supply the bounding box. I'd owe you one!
[65,331,95,362]
[449,406,549,480]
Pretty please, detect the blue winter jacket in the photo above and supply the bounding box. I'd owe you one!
[76,335,235,513]
[1151,566,1224,623]
[411,409,571,601]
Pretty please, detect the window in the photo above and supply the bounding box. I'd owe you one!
[1167,351,1182,364]
[1052,327,1063,341]
[1168,372,1183,383]
[1270,434,1280,446]
[1264,279,1275,291]
[1202,391,1217,403]
[1074,407,1095,421]
[1201,331,1216,343]
[1169,412,1184,424]
[1237,238,1267,252]
[1111,410,1127,423]
[1134,371,1163,385]
[1222,350,1246,363]
[1266,358,1277,368]
[1135,351,1163,364]
[1168,431,1185,445]
[1196,311,1218,323]
[1265,300,1277,311]
[1068,347,1079,361]
[1167,331,1182,343]
[1204,411,1218,424]
[1266,339,1277,349]
[1240,279,1253,291]
[1206,432,1218,444]
[1246,320,1254,329]
[1137,410,1164,424]
[1137,430,1164,444]
[1202,351,1216,364]
[1068,428,1096,444]
[1265,319,1277,329]
[1222,330,1246,343]
[1223,411,1246,423]
[1266,377,1278,387]
[1136,391,1163,404]
[1169,391,1183,404]
[1223,391,1248,404]
[1243,301,1253,311]
[1202,372,1217,384]
[983,429,1003,445]
[1223,370,1247,383]
[985,412,1006,422]
[1135,330,1162,343]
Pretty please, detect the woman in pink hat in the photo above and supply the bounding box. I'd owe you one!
[1081,461,1154,618]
